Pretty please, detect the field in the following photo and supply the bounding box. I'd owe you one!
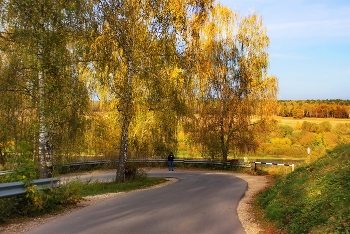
[177,116,350,163]
[275,116,350,128]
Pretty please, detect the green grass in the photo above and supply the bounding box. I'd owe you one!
[78,177,167,197]
[176,151,204,159]
[257,144,350,233]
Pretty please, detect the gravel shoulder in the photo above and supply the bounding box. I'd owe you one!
[234,173,272,234]
[0,172,272,234]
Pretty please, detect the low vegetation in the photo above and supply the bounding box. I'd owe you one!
[0,171,165,223]
[78,176,166,197]
[0,180,83,223]
[257,144,350,233]
[247,117,350,160]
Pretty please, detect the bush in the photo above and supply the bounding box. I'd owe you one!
[279,125,294,137]
[0,180,83,222]
[319,121,332,132]
[0,155,38,184]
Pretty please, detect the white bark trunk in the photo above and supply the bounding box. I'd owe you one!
[38,55,48,178]
[38,40,53,178]
[116,57,134,183]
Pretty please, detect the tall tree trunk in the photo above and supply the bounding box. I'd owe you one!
[220,119,229,163]
[38,40,48,178]
[116,115,130,183]
[38,40,53,178]
[220,100,229,163]
[116,57,133,183]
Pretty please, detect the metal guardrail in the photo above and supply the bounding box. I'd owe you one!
[0,159,251,179]
[62,160,113,168]
[2,159,299,177]
[254,161,295,171]
[0,178,60,199]
[0,170,15,176]
[61,159,250,168]
[0,159,251,174]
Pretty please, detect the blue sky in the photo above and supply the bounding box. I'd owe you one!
[218,0,350,100]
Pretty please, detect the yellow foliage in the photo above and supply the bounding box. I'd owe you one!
[270,138,292,146]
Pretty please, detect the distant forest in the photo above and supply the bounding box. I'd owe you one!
[277,100,350,119]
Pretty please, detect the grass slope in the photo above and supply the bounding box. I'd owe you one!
[257,144,350,234]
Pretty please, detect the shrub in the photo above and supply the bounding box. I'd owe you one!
[333,123,350,135]
[0,180,83,222]
[302,121,320,133]
[319,121,332,132]
[0,154,38,184]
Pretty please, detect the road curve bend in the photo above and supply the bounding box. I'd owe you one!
[26,170,247,234]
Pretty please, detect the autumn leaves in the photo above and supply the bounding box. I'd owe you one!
[0,1,277,180]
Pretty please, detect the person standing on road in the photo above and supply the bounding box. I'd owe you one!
[168,152,175,171]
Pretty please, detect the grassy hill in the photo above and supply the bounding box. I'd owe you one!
[257,144,350,233]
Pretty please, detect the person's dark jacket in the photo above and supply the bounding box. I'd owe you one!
[168,153,174,161]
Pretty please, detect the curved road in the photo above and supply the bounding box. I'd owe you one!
[26,170,247,234]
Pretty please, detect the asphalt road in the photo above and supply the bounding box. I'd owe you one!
[26,170,247,234]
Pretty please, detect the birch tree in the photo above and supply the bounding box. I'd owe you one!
[84,0,213,182]
[0,0,90,177]
[186,4,278,162]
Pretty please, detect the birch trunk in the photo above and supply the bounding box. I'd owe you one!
[38,39,47,178]
[116,58,133,183]
[116,115,130,182]
[37,40,53,178]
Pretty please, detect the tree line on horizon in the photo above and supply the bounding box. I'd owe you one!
[277,100,350,119]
